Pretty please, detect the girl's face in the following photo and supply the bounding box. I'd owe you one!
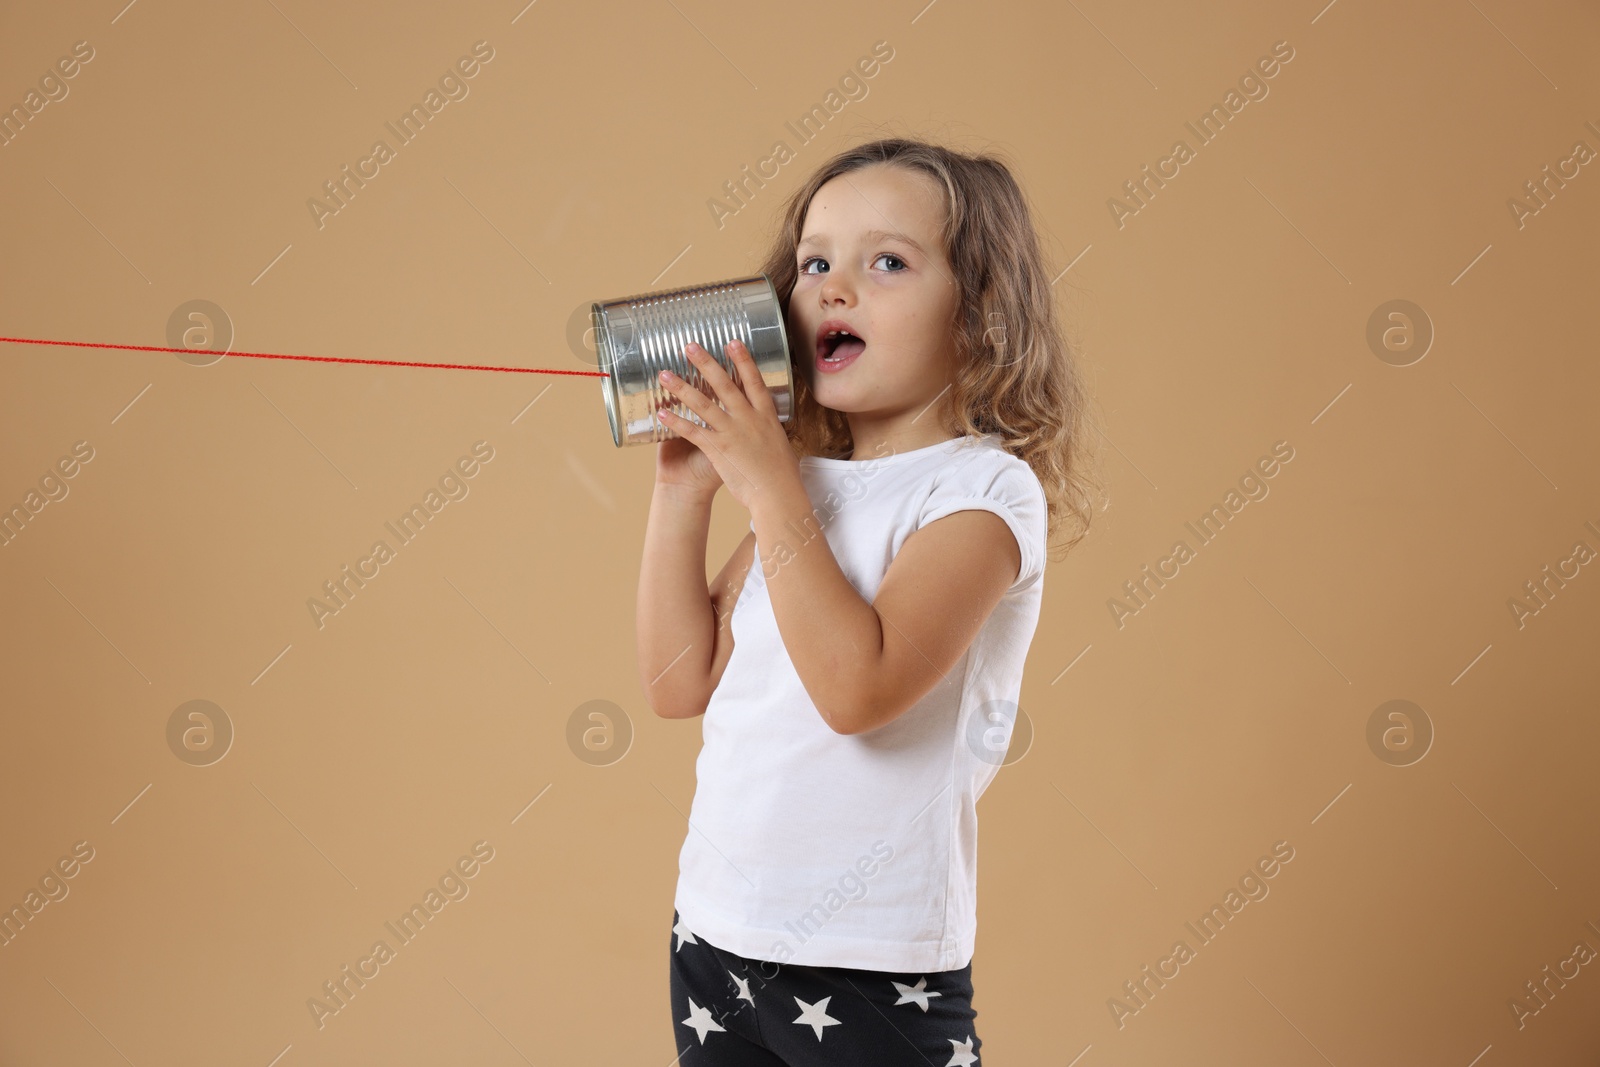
[789,163,961,431]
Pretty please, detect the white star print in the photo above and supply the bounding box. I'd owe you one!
[673,917,699,951]
[892,975,943,1011]
[680,997,725,1044]
[945,1034,978,1066]
[791,994,842,1040]
[728,971,755,1004]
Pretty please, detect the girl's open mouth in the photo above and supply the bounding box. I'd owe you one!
[815,321,865,374]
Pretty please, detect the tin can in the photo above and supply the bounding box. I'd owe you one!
[592,274,793,447]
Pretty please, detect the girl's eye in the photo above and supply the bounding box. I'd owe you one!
[798,253,907,274]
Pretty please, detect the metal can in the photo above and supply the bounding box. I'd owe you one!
[592,274,793,447]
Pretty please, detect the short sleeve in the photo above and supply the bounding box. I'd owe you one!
[916,450,1048,594]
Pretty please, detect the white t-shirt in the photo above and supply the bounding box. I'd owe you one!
[672,432,1049,972]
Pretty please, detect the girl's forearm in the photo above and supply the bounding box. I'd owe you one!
[636,484,719,716]
[749,481,886,734]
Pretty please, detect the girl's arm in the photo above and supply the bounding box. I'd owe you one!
[635,483,756,718]
[751,482,1020,735]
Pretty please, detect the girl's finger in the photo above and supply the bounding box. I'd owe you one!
[659,367,725,431]
[687,343,745,411]
[657,407,700,440]
[728,339,776,416]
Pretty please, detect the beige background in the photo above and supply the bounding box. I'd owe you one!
[1,0,1597,1063]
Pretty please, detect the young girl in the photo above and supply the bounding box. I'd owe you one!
[636,137,1102,1065]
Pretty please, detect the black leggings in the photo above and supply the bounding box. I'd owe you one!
[667,909,983,1065]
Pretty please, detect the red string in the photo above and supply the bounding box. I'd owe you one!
[0,334,609,378]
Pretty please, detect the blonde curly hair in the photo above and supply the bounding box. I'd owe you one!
[757,136,1107,556]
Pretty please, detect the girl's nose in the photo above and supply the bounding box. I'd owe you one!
[820,270,856,305]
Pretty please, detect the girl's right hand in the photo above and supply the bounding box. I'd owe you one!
[655,408,724,500]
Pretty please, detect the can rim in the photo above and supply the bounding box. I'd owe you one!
[592,303,623,446]
[757,272,794,378]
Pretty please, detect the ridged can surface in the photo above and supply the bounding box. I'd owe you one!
[592,274,793,447]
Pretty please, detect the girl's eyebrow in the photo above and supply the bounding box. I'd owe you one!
[796,228,927,255]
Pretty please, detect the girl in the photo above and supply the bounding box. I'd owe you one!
[636,137,1103,1065]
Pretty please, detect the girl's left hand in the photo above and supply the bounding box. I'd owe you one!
[656,339,800,512]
